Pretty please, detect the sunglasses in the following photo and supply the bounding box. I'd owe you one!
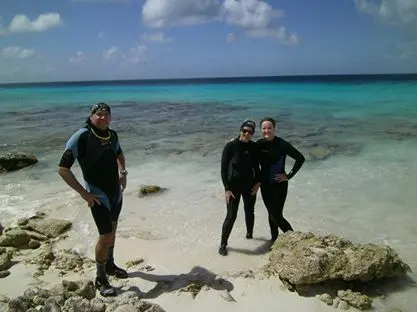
[241,129,253,135]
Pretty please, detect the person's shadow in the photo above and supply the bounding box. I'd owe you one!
[119,265,235,299]
[227,238,273,255]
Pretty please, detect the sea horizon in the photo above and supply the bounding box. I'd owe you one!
[1,72,417,88]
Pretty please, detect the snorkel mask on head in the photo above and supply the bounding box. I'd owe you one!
[91,102,111,115]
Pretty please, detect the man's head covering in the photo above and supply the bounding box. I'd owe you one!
[240,119,256,133]
[91,102,111,115]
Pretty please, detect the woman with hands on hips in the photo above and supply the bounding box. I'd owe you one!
[256,117,305,244]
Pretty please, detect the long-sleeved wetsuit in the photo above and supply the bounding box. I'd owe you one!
[256,136,305,241]
[220,138,260,246]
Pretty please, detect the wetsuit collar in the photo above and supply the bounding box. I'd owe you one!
[88,122,110,138]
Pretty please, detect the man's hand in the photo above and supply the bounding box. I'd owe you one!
[251,182,260,196]
[225,190,235,204]
[119,175,127,192]
[81,192,101,207]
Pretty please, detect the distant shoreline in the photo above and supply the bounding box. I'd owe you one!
[1,73,417,88]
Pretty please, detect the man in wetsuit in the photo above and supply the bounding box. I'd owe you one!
[256,117,305,243]
[219,120,261,256]
[58,103,128,297]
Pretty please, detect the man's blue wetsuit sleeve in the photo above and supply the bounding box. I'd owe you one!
[58,128,87,169]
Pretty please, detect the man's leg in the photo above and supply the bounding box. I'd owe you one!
[105,197,128,278]
[90,203,117,297]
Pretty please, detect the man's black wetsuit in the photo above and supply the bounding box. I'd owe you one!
[220,137,260,246]
[58,123,123,235]
[256,136,305,241]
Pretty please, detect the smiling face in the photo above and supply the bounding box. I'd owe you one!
[261,120,276,140]
[90,110,111,130]
[239,126,254,142]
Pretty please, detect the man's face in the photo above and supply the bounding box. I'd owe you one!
[90,110,111,130]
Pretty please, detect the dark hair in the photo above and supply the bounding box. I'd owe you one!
[260,117,276,128]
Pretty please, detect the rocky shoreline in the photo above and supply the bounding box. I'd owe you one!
[0,211,413,312]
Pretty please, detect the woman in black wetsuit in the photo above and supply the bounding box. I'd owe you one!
[219,120,261,256]
[256,117,305,243]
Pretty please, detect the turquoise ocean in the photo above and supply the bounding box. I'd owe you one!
[1,75,417,310]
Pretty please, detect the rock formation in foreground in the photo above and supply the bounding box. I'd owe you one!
[0,212,74,279]
[265,231,412,310]
[0,152,38,173]
[0,279,166,312]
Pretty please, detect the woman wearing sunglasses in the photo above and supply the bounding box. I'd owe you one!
[219,120,261,256]
[256,117,305,244]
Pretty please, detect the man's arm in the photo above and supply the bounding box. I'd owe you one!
[57,129,100,206]
[58,166,90,197]
[117,152,126,173]
[114,131,126,174]
[116,140,127,191]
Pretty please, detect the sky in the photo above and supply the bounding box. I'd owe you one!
[0,0,416,83]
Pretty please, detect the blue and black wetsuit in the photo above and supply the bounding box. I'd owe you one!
[58,124,123,235]
[256,136,305,242]
[220,137,260,246]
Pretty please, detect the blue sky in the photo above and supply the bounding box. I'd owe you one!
[0,0,416,82]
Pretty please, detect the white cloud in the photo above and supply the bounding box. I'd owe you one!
[142,0,222,28]
[354,0,417,27]
[223,0,283,29]
[141,0,283,29]
[101,44,147,65]
[69,51,85,63]
[141,0,300,43]
[355,0,417,58]
[7,13,62,33]
[97,31,105,39]
[103,46,119,59]
[226,32,236,42]
[122,44,147,65]
[246,26,300,44]
[142,32,172,42]
[2,46,36,58]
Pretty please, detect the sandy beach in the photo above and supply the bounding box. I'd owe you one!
[0,154,415,312]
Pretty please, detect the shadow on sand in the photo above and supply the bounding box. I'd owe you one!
[118,266,234,299]
[227,238,273,256]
